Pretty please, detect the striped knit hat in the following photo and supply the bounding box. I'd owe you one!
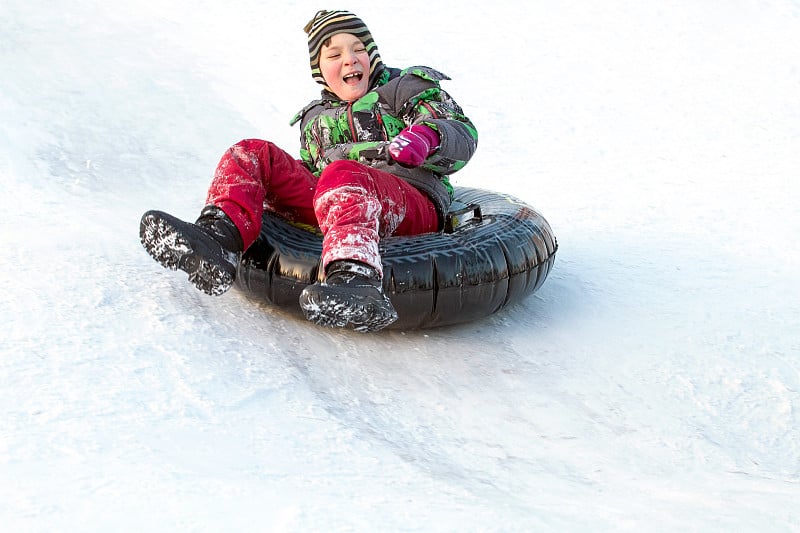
[303,10,384,89]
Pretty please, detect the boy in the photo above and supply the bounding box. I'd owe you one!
[140,10,478,332]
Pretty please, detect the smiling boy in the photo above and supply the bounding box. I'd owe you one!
[140,10,478,332]
[318,32,370,101]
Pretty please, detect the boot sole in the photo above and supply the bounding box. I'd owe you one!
[299,283,398,333]
[140,211,234,296]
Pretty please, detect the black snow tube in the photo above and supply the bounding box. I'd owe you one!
[234,187,558,329]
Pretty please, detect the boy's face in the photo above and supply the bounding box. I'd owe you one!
[319,33,370,101]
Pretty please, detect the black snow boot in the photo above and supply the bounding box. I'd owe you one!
[299,260,398,333]
[139,206,243,296]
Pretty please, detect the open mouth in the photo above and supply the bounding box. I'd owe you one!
[343,72,363,85]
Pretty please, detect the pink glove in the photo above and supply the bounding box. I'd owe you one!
[388,124,440,167]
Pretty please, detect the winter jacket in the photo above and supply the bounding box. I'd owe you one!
[290,66,478,226]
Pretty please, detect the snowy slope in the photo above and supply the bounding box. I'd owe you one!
[2,0,799,530]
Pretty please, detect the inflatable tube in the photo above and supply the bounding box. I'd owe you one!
[234,187,558,329]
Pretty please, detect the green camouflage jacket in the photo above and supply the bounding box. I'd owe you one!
[290,66,478,224]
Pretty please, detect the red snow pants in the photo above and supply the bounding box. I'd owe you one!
[205,139,439,277]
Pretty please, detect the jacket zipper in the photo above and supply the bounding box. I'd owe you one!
[375,110,388,141]
[421,101,439,119]
[347,103,356,141]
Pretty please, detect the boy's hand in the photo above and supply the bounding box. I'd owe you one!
[388,124,440,167]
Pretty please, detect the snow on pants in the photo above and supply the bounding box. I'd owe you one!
[205,139,439,277]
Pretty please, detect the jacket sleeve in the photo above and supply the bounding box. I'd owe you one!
[291,100,321,173]
[391,67,478,175]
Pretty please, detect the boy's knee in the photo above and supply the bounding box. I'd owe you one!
[321,159,363,175]
[317,160,375,191]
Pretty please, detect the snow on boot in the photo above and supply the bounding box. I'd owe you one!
[299,260,398,333]
[139,206,243,296]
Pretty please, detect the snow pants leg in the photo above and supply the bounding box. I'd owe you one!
[206,139,319,248]
[206,140,439,278]
[314,160,439,277]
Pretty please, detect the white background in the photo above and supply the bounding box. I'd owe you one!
[2,0,799,530]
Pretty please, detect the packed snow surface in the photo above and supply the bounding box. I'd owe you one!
[2,0,799,531]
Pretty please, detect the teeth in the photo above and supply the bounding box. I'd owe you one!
[344,73,362,80]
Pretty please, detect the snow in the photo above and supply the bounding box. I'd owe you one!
[1,0,799,530]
